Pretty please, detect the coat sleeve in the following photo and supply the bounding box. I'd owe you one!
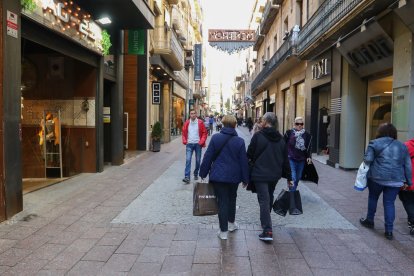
[282,142,292,181]
[199,139,215,178]
[238,140,250,183]
[198,120,208,147]
[403,145,413,187]
[247,133,258,161]
[364,141,375,164]
[182,121,188,145]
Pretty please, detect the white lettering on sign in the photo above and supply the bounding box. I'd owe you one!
[312,58,329,80]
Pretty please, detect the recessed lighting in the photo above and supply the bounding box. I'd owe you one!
[96,17,111,25]
[156,67,161,70]
[384,91,393,94]
[163,73,167,76]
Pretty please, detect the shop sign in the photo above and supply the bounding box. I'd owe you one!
[152,82,161,105]
[311,58,330,80]
[194,44,202,81]
[22,0,103,54]
[128,30,145,55]
[6,11,18,38]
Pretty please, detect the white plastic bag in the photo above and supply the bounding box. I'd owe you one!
[354,162,369,191]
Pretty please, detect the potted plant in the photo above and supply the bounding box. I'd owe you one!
[151,121,162,152]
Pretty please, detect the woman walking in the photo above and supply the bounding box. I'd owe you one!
[199,115,249,240]
[400,137,414,235]
[360,123,412,240]
[284,117,312,214]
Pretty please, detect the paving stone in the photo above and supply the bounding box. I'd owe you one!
[4,255,49,275]
[0,239,17,254]
[302,251,336,269]
[191,263,220,276]
[274,243,303,259]
[354,253,397,272]
[146,233,174,248]
[36,224,68,237]
[174,228,199,241]
[36,269,67,276]
[0,248,32,266]
[67,260,104,276]
[324,245,358,261]
[97,232,128,246]
[311,268,344,276]
[193,247,221,264]
[48,230,82,245]
[80,227,108,239]
[129,261,162,275]
[136,247,169,263]
[333,260,371,274]
[221,242,249,257]
[14,234,50,250]
[52,214,82,226]
[279,258,313,276]
[82,245,117,262]
[42,248,85,270]
[221,255,252,275]
[116,237,147,255]
[249,253,282,275]
[168,240,197,256]
[101,253,137,272]
[2,226,37,240]
[34,243,67,260]
[159,255,193,274]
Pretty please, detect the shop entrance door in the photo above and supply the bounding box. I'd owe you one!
[310,85,331,157]
[368,95,392,141]
[104,79,115,163]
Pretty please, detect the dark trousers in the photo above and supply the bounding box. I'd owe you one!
[399,191,414,222]
[255,182,276,232]
[366,180,400,232]
[213,182,239,232]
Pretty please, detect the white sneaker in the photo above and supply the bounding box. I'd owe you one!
[217,231,228,240]
[228,222,239,232]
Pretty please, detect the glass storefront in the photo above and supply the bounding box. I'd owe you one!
[171,96,185,136]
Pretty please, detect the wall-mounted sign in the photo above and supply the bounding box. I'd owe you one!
[152,82,161,105]
[208,29,255,42]
[21,0,103,54]
[6,10,18,38]
[311,58,330,80]
[128,30,145,55]
[194,44,202,81]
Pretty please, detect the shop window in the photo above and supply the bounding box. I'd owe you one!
[295,82,305,121]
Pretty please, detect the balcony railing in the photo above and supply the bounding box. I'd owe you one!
[260,0,280,35]
[297,0,361,54]
[251,32,293,93]
[153,27,185,70]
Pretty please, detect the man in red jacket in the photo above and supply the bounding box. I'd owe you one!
[181,110,208,184]
[401,138,414,235]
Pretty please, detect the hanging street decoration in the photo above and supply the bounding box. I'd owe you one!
[208,29,255,54]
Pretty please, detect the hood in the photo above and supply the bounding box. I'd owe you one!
[371,137,394,152]
[261,127,282,142]
[220,127,238,136]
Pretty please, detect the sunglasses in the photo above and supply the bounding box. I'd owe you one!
[295,123,304,126]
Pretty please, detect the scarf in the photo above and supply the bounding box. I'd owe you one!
[293,128,306,151]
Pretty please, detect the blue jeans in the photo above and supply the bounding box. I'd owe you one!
[212,182,239,232]
[366,180,400,232]
[289,159,305,192]
[184,143,201,179]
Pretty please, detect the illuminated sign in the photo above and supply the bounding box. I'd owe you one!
[208,29,255,42]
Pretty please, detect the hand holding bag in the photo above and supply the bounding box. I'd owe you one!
[354,162,369,191]
[193,181,219,216]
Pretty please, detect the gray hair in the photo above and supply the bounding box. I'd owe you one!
[262,112,278,129]
[294,117,304,123]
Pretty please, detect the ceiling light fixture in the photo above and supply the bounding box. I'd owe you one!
[384,91,393,94]
[96,17,112,25]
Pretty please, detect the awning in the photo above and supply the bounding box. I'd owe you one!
[75,0,155,30]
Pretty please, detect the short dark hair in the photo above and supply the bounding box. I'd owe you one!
[376,123,397,139]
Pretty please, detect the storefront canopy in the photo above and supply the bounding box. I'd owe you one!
[76,0,155,30]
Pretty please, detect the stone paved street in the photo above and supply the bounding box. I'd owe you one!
[0,127,414,275]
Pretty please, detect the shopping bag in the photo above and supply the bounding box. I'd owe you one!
[193,181,219,216]
[301,162,319,184]
[354,162,369,191]
[272,189,290,216]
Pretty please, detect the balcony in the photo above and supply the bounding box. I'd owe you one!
[172,5,185,33]
[153,27,185,71]
[260,0,280,35]
[253,26,264,51]
[167,0,179,4]
[174,69,189,89]
[251,32,294,94]
[296,0,395,58]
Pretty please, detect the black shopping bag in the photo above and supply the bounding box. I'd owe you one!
[193,181,219,216]
[272,189,290,217]
[289,190,303,215]
[301,162,319,184]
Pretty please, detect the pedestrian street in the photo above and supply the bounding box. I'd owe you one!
[0,127,413,275]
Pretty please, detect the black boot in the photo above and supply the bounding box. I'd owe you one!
[289,192,302,215]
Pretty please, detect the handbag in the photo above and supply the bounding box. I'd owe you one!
[354,162,369,191]
[301,162,319,184]
[193,181,218,216]
[272,189,290,216]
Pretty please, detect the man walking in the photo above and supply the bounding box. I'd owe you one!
[247,112,292,241]
[182,110,208,184]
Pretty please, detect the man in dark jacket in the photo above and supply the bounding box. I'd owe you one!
[247,112,292,241]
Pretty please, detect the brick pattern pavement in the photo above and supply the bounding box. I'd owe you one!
[0,127,413,275]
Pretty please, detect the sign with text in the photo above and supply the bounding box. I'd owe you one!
[6,11,18,38]
[128,30,145,55]
[208,29,255,42]
[194,44,202,81]
[152,82,161,105]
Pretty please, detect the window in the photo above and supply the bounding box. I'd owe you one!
[296,0,303,27]
[283,17,289,38]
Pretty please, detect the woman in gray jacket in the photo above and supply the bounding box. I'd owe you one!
[360,123,412,240]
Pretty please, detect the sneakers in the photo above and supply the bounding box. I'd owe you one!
[194,175,199,181]
[259,231,273,241]
[217,231,228,240]
[384,231,393,240]
[228,222,239,232]
[359,218,374,229]
[182,177,190,184]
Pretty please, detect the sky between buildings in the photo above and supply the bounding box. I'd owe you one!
[201,0,256,112]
